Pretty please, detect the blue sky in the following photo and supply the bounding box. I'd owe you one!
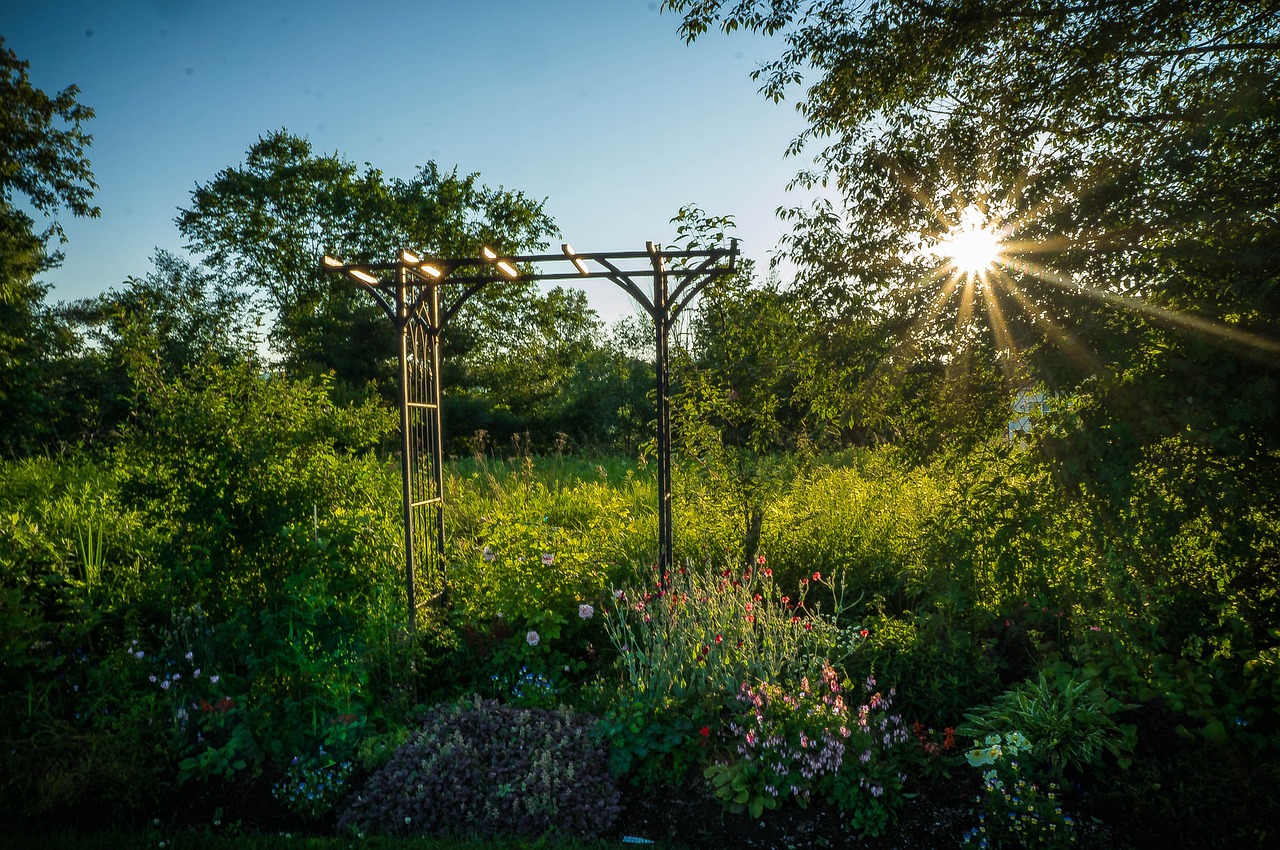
[6,0,816,324]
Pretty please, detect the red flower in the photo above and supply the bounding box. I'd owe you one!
[756,554,766,565]
[812,571,822,581]
[700,726,711,737]
[715,634,723,643]
[859,628,869,638]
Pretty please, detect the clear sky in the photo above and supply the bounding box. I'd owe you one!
[6,0,816,325]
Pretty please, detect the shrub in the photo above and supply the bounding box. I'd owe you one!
[847,605,1003,726]
[337,698,619,840]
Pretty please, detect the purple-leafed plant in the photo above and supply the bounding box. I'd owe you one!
[337,698,619,839]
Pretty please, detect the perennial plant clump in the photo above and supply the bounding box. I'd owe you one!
[599,559,850,784]
[337,698,619,839]
[707,663,910,835]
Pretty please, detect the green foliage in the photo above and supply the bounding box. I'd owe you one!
[761,453,944,605]
[959,671,1136,781]
[846,605,1003,727]
[964,768,1077,850]
[338,698,619,840]
[0,38,100,457]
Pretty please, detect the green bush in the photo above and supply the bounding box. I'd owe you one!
[958,670,1135,781]
[338,698,619,839]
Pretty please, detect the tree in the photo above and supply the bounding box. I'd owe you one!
[176,131,559,401]
[0,38,98,455]
[662,0,1280,463]
[53,252,259,446]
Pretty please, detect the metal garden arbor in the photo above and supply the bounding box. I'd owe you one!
[321,240,738,630]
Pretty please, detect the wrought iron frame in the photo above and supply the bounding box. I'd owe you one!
[322,240,738,629]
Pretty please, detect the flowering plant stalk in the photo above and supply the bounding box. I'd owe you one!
[602,560,847,709]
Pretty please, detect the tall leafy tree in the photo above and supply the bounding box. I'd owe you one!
[663,0,1280,461]
[176,130,559,399]
[0,38,98,455]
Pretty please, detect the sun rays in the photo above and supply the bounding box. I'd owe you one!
[881,173,1280,392]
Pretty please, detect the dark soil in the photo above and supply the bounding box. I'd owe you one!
[608,774,981,850]
[606,773,1129,850]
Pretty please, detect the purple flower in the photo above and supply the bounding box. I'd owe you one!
[526,630,540,647]
[161,680,171,690]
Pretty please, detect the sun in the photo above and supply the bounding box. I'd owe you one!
[941,206,1005,277]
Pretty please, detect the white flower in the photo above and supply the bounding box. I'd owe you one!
[578,604,594,620]
[193,668,201,678]
[526,630,540,647]
[134,650,145,659]
[210,674,220,684]
[613,589,625,600]
[482,545,495,562]
[161,680,171,690]
[541,553,555,565]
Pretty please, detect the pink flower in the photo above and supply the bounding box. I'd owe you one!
[578,604,594,619]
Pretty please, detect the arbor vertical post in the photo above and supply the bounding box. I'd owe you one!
[395,264,418,630]
[649,242,674,576]
[428,279,447,606]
